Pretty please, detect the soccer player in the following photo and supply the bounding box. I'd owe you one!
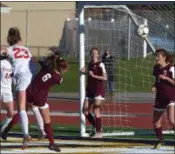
[0,27,38,148]
[0,53,14,135]
[1,103,46,141]
[0,52,45,142]
[152,49,175,149]
[25,53,67,152]
[81,47,107,138]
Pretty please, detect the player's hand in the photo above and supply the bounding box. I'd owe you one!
[89,70,94,77]
[151,86,157,93]
[158,75,168,80]
[80,66,86,73]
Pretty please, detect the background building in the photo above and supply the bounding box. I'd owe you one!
[1,2,76,56]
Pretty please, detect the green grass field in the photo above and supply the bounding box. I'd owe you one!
[49,56,155,93]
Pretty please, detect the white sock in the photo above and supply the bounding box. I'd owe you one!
[1,117,12,132]
[19,110,29,136]
[31,106,45,134]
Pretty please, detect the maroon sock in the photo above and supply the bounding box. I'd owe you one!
[44,123,54,145]
[86,113,96,128]
[5,113,19,133]
[95,117,102,133]
[8,113,19,130]
[154,127,163,141]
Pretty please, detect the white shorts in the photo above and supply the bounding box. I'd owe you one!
[13,72,32,91]
[0,92,13,103]
[85,95,105,100]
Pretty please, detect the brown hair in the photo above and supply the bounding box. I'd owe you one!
[7,27,21,46]
[155,48,174,65]
[90,47,100,55]
[46,53,68,72]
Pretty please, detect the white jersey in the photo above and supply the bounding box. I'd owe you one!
[8,45,36,76]
[0,59,12,93]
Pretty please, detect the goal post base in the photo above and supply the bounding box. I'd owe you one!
[81,133,90,137]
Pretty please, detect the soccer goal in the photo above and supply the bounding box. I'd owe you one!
[78,3,175,137]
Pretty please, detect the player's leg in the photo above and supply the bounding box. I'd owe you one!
[1,100,30,141]
[0,93,14,133]
[16,90,32,149]
[1,103,13,131]
[167,102,175,129]
[14,74,32,149]
[29,104,46,139]
[153,108,165,149]
[83,98,96,128]
[1,113,19,140]
[91,97,103,138]
[39,103,61,152]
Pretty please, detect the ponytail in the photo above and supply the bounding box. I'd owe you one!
[45,52,68,72]
[7,27,21,46]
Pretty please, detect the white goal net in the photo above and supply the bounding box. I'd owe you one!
[74,4,175,136]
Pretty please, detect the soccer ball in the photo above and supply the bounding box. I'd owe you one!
[137,24,149,38]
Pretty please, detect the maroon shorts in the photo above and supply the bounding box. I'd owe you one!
[26,86,47,107]
[154,97,174,111]
[85,90,105,100]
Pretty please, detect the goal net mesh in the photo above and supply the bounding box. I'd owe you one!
[67,4,174,135]
[83,4,174,135]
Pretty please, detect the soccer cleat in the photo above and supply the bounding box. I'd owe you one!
[153,140,164,149]
[90,132,102,138]
[0,126,9,141]
[21,135,31,150]
[89,129,96,137]
[49,144,61,152]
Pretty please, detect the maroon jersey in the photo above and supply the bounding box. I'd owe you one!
[153,64,175,101]
[86,61,106,98]
[27,67,62,107]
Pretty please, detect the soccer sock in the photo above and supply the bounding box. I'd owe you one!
[9,113,19,127]
[154,127,163,141]
[31,106,45,134]
[95,117,102,133]
[86,113,96,128]
[44,123,54,145]
[1,117,12,132]
[19,110,29,136]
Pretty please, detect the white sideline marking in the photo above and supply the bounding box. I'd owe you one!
[1,110,150,117]
[1,147,174,153]
[103,130,175,136]
[1,138,174,153]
